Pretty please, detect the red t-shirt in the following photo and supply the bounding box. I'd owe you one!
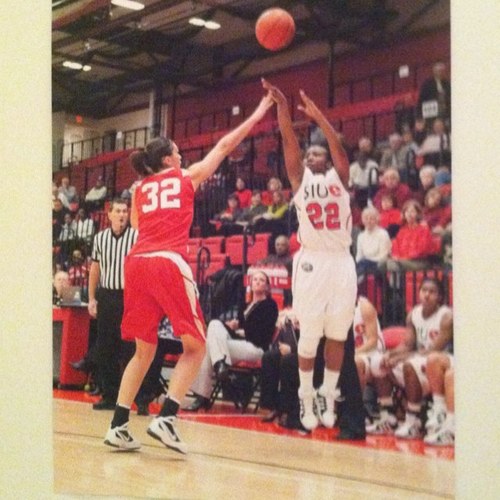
[379,208,402,229]
[391,223,434,259]
[129,168,194,258]
[234,189,252,208]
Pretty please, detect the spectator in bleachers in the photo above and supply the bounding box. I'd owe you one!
[379,133,411,181]
[424,351,455,446]
[378,193,402,238]
[52,198,69,244]
[233,176,252,209]
[53,269,70,306]
[184,270,278,412]
[238,189,268,227]
[355,207,391,279]
[412,117,428,147]
[84,176,107,213]
[372,168,412,211]
[385,199,435,273]
[367,278,453,439]
[418,118,451,168]
[74,207,95,248]
[257,234,292,271]
[423,187,452,237]
[58,212,76,243]
[261,176,283,205]
[401,127,420,189]
[57,212,77,266]
[435,166,452,205]
[412,164,437,205]
[349,136,379,209]
[52,182,59,201]
[58,176,79,212]
[210,193,244,236]
[417,61,451,129]
[67,248,89,298]
[253,189,289,234]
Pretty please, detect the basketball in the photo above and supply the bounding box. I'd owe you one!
[255,8,295,52]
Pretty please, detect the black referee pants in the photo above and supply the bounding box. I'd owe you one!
[95,288,134,402]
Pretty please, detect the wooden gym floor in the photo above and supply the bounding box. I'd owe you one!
[53,391,454,498]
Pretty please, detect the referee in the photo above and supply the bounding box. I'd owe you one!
[89,198,138,410]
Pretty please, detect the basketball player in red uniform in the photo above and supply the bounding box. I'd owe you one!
[104,93,273,453]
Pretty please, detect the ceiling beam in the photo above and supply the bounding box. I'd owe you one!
[53,0,180,50]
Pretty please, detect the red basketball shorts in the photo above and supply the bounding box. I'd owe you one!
[121,252,206,344]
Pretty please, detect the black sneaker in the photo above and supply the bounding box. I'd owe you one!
[93,399,116,410]
[183,396,211,412]
[214,359,230,382]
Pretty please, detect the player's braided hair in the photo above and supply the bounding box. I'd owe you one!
[130,137,174,176]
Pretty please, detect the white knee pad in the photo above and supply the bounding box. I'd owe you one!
[298,335,320,359]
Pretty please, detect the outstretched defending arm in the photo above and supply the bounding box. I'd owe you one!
[262,78,304,193]
[188,93,273,190]
[297,90,350,188]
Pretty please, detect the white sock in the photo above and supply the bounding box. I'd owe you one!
[321,369,340,395]
[433,394,446,413]
[298,369,314,397]
[444,412,455,431]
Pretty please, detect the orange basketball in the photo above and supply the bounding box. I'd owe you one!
[255,8,295,52]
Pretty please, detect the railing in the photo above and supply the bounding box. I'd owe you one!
[59,127,152,169]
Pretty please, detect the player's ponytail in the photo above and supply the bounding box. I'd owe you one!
[130,149,152,176]
[130,137,174,177]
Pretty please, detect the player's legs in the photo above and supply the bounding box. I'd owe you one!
[166,334,206,404]
[425,366,455,446]
[297,327,321,430]
[366,353,398,434]
[394,356,428,438]
[116,339,157,407]
[425,352,452,433]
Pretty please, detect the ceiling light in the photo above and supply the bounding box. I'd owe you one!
[204,20,221,30]
[63,60,83,70]
[111,0,145,11]
[82,65,92,72]
[188,17,206,27]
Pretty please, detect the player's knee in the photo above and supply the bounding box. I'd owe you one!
[369,354,386,378]
[298,336,320,359]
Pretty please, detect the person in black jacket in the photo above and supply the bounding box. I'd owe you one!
[185,270,278,411]
[417,62,451,128]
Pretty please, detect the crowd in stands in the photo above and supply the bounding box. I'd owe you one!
[52,61,453,447]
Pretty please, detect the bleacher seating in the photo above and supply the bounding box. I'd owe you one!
[225,233,271,266]
[201,236,225,254]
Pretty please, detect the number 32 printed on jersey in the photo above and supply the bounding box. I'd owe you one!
[306,202,340,230]
[141,178,181,213]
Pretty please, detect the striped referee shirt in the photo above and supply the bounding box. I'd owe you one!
[91,226,137,290]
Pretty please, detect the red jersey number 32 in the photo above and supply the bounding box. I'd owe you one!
[141,178,181,213]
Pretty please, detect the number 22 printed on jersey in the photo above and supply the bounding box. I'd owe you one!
[306,202,341,230]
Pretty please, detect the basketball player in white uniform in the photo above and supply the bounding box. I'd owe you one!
[353,296,385,393]
[367,277,453,438]
[262,79,357,431]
